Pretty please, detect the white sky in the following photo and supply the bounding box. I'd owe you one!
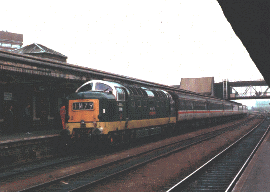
[1,0,266,106]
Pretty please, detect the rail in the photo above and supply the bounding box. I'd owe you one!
[166,116,268,191]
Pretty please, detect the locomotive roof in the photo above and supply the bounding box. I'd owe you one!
[67,91,116,100]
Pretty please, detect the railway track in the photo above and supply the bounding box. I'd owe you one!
[13,117,256,192]
[166,116,269,192]
[0,155,83,181]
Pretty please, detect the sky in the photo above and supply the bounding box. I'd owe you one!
[1,0,265,107]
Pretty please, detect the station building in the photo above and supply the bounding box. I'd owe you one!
[0,44,84,131]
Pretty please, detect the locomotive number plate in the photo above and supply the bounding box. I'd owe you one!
[73,102,94,110]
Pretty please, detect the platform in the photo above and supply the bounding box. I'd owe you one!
[0,129,61,145]
[232,126,270,192]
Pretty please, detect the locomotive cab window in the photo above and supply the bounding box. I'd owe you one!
[95,83,113,93]
[77,83,93,92]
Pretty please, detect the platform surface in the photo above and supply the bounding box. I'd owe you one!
[0,129,61,144]
[232,127,270,192]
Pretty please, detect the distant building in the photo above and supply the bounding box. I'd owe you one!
[13,43,68,62]
[0,31,23,51]
[180,77,215,96]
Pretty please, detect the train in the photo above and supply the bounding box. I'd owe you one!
[61,80,247,144]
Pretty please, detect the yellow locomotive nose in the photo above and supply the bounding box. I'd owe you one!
[66,99,100,136]
[69,99,99,123]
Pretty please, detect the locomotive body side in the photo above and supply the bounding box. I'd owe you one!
[64,80,176,139]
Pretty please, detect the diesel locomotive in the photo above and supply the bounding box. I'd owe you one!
[62,80,247,143]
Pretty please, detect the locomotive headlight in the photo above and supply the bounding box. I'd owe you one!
[98,127,104,134]
[80,120,86,128]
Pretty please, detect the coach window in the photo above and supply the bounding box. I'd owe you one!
[233,105,238,111]
[96,83,113,93]
[219,104,224,110]
[186,100,193,110]
[194,101,206,110]
[225,105,231,110]
[178,100,185,110]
